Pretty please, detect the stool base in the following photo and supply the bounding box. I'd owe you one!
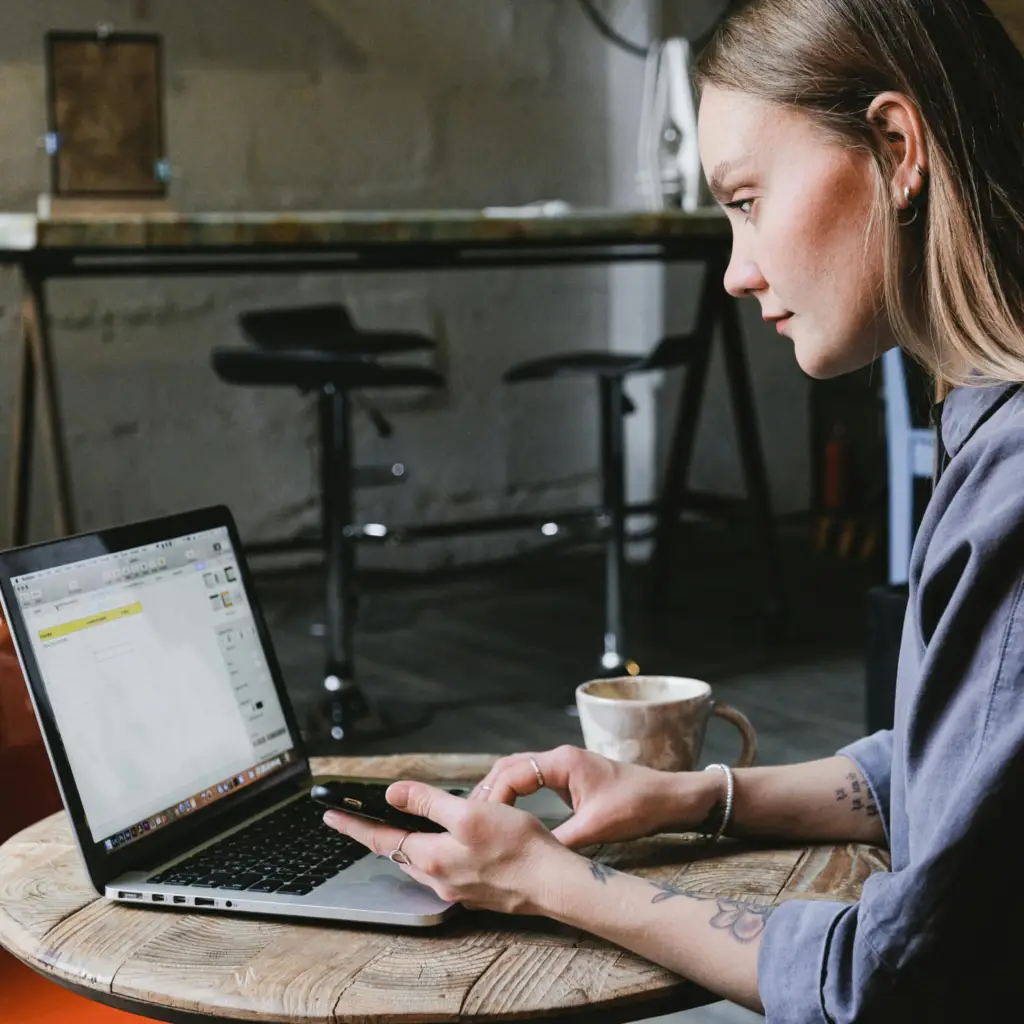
[303,680,433,749]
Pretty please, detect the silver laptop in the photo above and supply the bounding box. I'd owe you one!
[0,506,565,927]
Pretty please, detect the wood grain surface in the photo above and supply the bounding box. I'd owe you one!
[0,754,890,1023]
[0,208,728,255]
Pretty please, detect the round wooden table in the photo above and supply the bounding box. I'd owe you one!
[0,754,890,1023]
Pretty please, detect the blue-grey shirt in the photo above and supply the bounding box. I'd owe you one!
[759,381,1024,1022]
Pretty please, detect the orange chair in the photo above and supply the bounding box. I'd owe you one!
[0,617,143,1023]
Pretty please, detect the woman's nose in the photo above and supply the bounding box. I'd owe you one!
[723,251,767,298]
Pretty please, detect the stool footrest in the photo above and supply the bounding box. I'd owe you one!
[352,464,407,488]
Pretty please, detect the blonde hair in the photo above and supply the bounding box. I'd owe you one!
[696,0,1024,391]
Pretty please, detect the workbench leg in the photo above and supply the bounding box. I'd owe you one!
[649,254,726,607]
[21,271,75,541]
[7,279,37,548]
[719,292,781,622]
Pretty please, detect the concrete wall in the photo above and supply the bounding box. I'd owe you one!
[0,0,808,567]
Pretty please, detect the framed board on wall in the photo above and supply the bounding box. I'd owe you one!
[46,31,167,197]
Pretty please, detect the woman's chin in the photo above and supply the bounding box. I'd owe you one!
[794,348,844,380]
[793,338,873,380]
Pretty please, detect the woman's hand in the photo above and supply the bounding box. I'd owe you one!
[322,780,575,915]
[469,745,721,848]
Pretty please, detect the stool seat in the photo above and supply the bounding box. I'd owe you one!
[212,347,444,391]
[240,304,435,356]
[504,352,647,383]
[503,333,703,384]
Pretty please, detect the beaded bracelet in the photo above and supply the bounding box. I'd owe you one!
[703,763,735,843]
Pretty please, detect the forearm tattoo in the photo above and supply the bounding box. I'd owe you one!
[649,882,775,942]
[587,863,774,943]
[834,770,879,818]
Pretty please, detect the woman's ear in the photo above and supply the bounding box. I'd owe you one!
[867,91,929,207]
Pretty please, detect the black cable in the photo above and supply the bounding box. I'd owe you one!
[576,0,740,60]
[576,0,649,59]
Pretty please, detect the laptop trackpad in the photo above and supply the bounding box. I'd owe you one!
[513,788,571,829]
[330,865,454,914]
[445,782,570,828]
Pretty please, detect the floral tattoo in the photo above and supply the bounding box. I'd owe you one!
[587,863,774,942]
[649,882,775,942]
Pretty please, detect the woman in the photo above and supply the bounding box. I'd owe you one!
[325,1,1024,1017]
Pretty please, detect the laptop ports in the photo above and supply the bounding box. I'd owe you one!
[150,894,165,902]
[172,895,187,904]
[194,897,215,907]
[117,891,143,900]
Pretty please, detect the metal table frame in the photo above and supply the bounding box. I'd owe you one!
[0,212,776,670]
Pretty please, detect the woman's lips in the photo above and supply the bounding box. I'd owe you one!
[775,315,793,335]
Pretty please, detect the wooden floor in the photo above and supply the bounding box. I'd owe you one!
[258,520,872,765]
[253,520,875,1023]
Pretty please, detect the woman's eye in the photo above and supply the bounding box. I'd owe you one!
[725,198,754,216]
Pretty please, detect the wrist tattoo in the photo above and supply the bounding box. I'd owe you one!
[835,771,879,818]
[589,860,618,884]
[649,882,774,942]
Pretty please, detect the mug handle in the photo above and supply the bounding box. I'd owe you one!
[712,703,758,767]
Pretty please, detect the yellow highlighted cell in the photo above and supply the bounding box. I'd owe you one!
[39,602,142,641]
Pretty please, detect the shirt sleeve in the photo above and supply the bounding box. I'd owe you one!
[758,722,1024,1022]
[758,424,1024,1022]
[836,729,893,847]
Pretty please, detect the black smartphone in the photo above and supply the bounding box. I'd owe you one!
[310,780,446,833]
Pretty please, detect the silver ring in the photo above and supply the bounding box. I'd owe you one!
[479,784,493,792]
[388,832,412,866]
[529,756,546,788]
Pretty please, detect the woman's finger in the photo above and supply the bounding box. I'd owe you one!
[488,755,547,804]
[387,781,468,832]
[323,808,445,876]
[469,753,538,800]
[321,809,409,857]
[550,813,594,849]
[484,750,574,807]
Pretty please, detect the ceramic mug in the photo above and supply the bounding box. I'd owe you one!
[575,675,757,772]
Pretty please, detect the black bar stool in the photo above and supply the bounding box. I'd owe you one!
[503,307,778,675]
[240,303,435,446]
[239,303,435,355]
[212,305,444,744]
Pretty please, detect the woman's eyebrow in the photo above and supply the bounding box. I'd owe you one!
[708,157,752,202]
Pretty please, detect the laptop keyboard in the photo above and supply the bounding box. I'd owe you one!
[148,797,368,896]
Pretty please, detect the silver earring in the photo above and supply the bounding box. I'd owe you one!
[898,190,920,226]
[899,166,927,226]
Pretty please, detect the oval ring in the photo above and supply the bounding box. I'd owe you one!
[388,832,413,866]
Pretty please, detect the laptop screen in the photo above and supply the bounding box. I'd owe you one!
[10,526,297,851]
